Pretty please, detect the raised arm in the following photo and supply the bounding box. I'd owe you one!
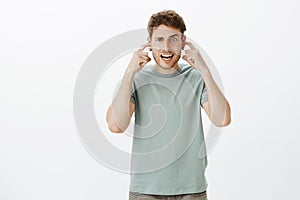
[182,41,231,127]
[106,43,151,133]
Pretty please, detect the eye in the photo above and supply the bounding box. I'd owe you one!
[170,37,177,43]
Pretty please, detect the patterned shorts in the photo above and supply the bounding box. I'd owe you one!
[128,191,207,200]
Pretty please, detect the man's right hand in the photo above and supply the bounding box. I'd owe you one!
[125,43,151,74]
[106,43,151,133]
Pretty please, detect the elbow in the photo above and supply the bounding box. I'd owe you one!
[222,116,231,127]
[212,115,231,127]
[106,108,125,134]
[107,123,124,134]
[215,104,231,127]
[211,112,231,127]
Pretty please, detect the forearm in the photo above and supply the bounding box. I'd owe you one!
[199,68,231,126]
[106,70,135,132]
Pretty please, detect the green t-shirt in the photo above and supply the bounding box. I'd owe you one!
[129,63,208,195]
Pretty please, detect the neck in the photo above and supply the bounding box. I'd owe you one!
[154,63,179,74]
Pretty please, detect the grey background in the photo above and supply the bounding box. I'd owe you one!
[0,0,299,199]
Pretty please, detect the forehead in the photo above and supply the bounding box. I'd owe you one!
[152,24,182,37]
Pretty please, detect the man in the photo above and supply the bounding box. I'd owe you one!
[106,10,231,200]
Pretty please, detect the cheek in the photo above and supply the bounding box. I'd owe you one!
[169,42,182,54]
[151,49,160,58]
[172,46,182,55]
[151,42,163,50]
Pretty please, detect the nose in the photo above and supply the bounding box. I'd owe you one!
[162,40,170,51]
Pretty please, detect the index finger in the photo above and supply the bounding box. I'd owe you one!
[138,42,151,51]
[183,41,196,49]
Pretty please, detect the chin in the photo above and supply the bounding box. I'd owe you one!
[156,57,180,68]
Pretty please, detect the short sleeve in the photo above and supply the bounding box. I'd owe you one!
[130,82,136,104]
[200,81,208,106]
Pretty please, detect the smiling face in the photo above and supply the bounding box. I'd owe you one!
[148,24,186,73]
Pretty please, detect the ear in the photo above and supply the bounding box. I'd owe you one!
[147,36,152,51]
[181,35,186,49]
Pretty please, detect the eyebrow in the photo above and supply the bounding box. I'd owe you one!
[169,34,180,38]
[154,34,180,39]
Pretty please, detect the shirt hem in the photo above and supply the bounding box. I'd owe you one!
[129,184,208,195]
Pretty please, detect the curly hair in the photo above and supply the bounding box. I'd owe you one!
[147,10,186,38]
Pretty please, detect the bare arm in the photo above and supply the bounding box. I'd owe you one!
[201,71,231,127]
[106,71,136,133]
[182,41,231,127]
[106,43,151,133]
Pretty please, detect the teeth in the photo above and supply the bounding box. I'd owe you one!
[161,54,173,59]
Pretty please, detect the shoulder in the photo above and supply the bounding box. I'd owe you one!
[179,63,204,81]
[133,64,155,79]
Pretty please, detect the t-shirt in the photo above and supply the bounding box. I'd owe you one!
[129,63,208,195]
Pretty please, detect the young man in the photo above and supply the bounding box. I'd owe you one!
[106,10,231,200]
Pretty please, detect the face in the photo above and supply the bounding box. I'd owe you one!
[148,25,185,70]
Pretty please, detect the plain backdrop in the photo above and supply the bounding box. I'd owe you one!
[1,0,299,199]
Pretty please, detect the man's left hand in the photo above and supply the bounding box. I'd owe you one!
[182,41,208,73]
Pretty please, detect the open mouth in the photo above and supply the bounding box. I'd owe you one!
[160,54,174,61]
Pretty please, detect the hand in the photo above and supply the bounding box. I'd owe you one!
[126,42,151,74]
[182,41,207,72]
